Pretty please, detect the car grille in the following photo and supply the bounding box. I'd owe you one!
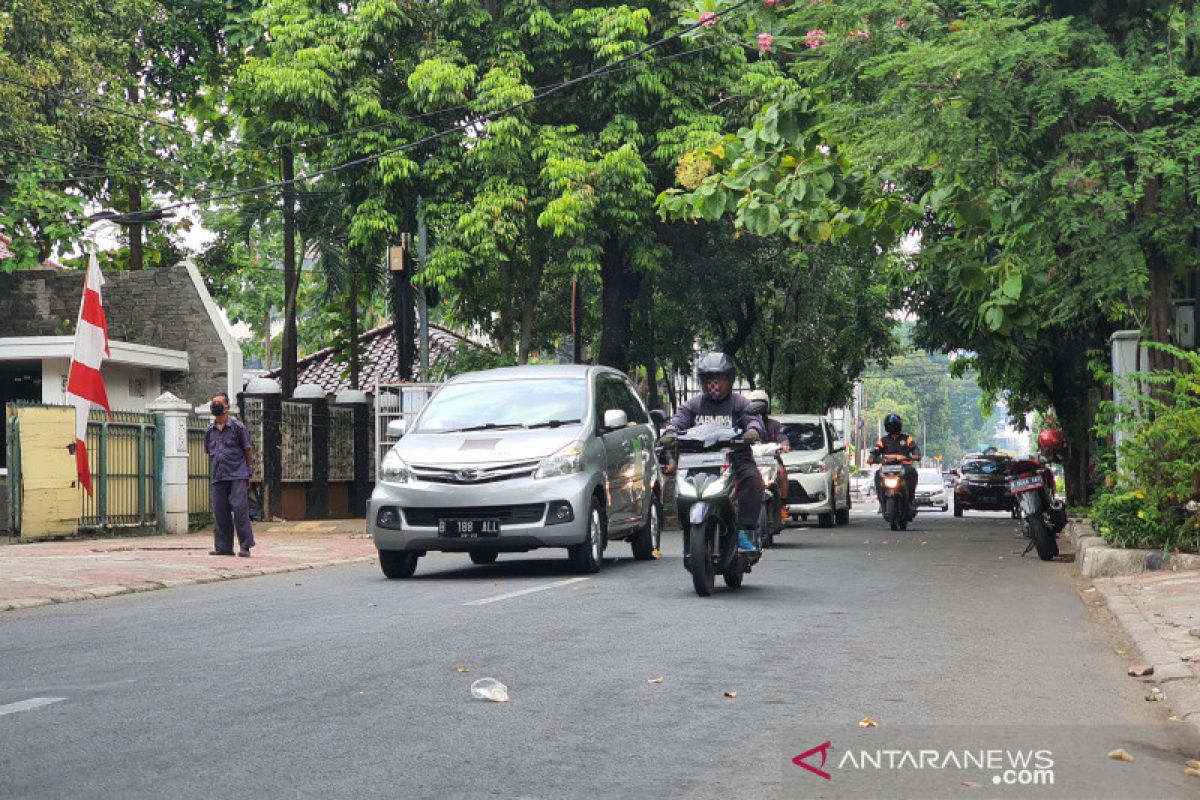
[403,504,547,527]
[408,460,542,484]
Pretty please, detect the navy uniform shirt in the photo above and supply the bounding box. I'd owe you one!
[205,417,253,482]
[664,393,767,438]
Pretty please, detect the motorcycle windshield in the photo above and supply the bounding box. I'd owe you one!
[676,424,740,450]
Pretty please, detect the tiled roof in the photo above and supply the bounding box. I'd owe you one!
[265,321,488,393]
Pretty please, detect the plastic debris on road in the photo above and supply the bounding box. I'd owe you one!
[456,666,471,673]
[648,677,664,684]
[1146,688,1165,702]
[470,677,509,702]
[859,717,878,728]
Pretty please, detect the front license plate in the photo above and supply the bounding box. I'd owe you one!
[439,519,501,537]
[1010,476,1043,491]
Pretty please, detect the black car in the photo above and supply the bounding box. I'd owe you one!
[953,454,1014,517]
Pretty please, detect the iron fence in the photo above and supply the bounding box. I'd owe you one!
[80,410,158,528]
[241,397,265,483]
[281,401,313,483]
[374,381,438,480]
[187,415,213,524]
[328,406,355,482]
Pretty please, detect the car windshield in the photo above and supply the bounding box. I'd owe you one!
[917,469,943,486]
[962,459,1006,475]
[413,378,587,433]
[786,423,824,451]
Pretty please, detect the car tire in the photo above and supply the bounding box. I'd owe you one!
[631,497,662,561]
[818,512,833,528]
[569,499,605,574]
[953,505,963,518]
[835,486,851,526]
[379,550,419,579]
[469,551,498,565]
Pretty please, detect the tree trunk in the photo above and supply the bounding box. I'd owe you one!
[1146,248,1174,374]
[1046,331,1100,506]
[281,147,298,397]
[263,306,272,370]
[599,235,641,370]
[517,259,545,364]
[349,257,360,390]
[126,76,143,271]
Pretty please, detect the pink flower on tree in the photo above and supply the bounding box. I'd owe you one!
[894,18,907,29]
[698,11,718,26]
[805,29,827,48]
[757,32,774,53]
[763,0,781,7]
[848,28,870,40]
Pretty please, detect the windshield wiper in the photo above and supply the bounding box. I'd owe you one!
[437,423,526,433]
[524,418,582,429]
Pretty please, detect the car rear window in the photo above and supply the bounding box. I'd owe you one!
[415,378,587,432]
[917,469,943,485]
[786,423,824,451]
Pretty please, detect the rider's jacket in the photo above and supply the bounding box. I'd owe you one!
[665,392,766,438]
[870,433,921,464]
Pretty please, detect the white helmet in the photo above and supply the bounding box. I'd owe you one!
[746,389,770,413]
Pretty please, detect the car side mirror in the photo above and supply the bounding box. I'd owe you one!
[649,409,668,427]
[603,409,628,430]
[831,440,846,453]
[386,419,407,438]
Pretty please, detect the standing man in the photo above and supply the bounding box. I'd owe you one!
[205,392,255,557]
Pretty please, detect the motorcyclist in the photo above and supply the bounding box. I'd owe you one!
[868,413,921,513]
[745,389,790,501]
[659,353,766,552]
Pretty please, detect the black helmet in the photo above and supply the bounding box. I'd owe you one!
[697,352,736,381]
[884,413,902,435]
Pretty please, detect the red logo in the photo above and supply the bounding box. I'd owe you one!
[793,741,833,780]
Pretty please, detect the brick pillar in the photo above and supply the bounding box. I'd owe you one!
[336,389,370,518]
[148,392,192,534]
[294,383,329,519]
[242,377,283,521]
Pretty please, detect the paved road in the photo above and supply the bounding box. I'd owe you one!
[2,509,1197,799]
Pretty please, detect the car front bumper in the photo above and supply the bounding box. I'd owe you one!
[785,472,833,514]
[368,471,596,553]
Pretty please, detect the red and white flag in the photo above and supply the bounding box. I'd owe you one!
[67,252,111,495]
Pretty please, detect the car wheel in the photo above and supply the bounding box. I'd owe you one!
[835,487,851,526]
[379,550,418,579]
[469,551,498,565]
[953,505,963,518]
[569,498,605,574]
[631,497,662,561]
[817,512,833,528]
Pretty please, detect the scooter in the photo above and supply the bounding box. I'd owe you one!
[877,462,914,531]
[753,442,784,547]
[673,425,762,596]
[1008,458,1067,561]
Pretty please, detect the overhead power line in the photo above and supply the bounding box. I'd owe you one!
[86,1,754,226]
[0,75,194,135]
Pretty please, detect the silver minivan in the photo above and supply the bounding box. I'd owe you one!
[368,365,663,578]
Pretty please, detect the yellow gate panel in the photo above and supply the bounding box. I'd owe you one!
[13,406,79,540]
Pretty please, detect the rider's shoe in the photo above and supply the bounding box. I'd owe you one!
[737,530,757,552]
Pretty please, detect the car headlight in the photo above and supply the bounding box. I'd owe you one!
[793,462,827,474]
[380,449,412,484]
[534,442,585,479]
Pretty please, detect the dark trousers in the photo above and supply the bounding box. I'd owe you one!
[731,450,764,529]
[212,479,255,552]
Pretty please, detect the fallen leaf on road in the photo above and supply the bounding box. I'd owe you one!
[724,691,737,699]
[859,717,878,728]
[456,667,471,673]
[1128,664,1155,677]
[863,540,870,545]
[1169,715,1182,721]
[1083,587,1097,593]
[921,541,928,546]
[1185,759,1200,769]
[1108,749,1135,762]
[648,677,664,684]
[1185,768,1200,779]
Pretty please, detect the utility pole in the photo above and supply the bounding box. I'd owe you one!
[389,237,415,382]
[417,198,430,379]
[281,147,298,397]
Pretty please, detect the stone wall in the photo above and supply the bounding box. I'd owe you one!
[0,266,230,405]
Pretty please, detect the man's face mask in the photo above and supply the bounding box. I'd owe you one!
[211,401,225,416]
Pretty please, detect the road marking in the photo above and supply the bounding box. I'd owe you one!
[462,577,590,606]
[0,697,66,717]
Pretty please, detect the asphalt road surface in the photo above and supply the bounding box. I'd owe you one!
[2,507,1198,799]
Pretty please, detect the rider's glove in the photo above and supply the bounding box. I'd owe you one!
[744,429,760,445]
[658,431,677,447]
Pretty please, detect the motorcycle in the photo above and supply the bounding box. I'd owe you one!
[754,442,784,547]
[1007,458,1067,561]
[877,460,915,531]
[673,425,762,596]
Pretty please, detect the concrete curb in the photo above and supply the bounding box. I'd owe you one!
[1092,578,1200,740]
[1,555,377,613]
[1069,519,1200,578]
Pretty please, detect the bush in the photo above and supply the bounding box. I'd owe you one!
[1094,344,1200,552]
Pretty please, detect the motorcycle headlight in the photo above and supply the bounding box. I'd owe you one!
[701,474,731,498]
[883,476,901,488]
[676,475,699,498]
[534,442,585,479]
[380,449,413,485]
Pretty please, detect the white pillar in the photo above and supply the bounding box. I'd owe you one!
[149,392,194,534]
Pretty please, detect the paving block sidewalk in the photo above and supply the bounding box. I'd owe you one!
[1094,570,1200,733]
[0,519,376,612]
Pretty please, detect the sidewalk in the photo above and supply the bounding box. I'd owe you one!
[0,519,376,612]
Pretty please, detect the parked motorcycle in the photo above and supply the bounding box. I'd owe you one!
[673,425,762,596]
[754,442,784,547]
[1007,458,1067,561]
[878,463,914,531]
